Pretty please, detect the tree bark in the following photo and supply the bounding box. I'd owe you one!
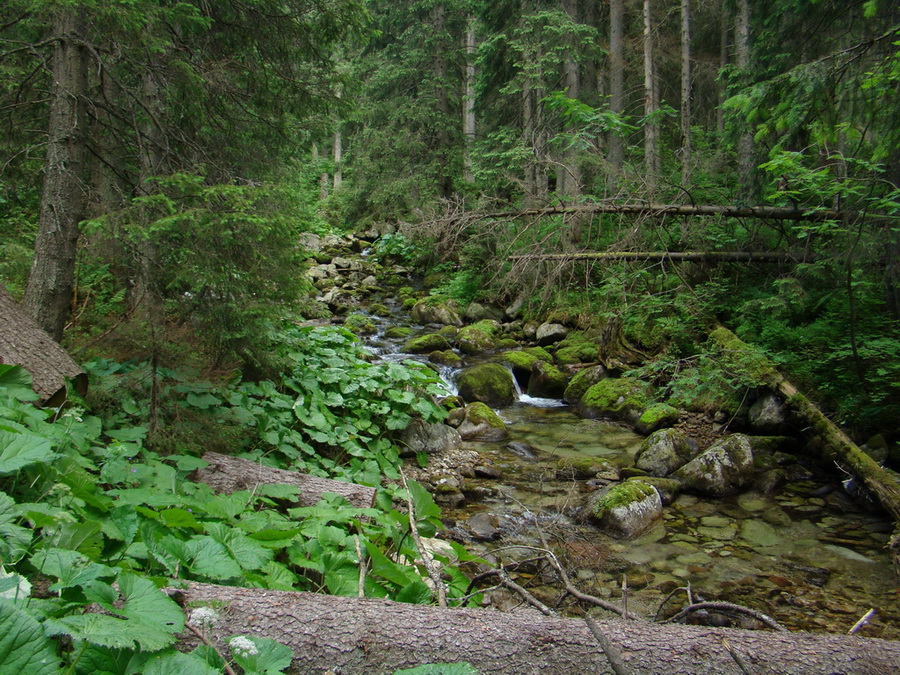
[643,0,659,191]
[463,16,477,184]
[193,452,376,508]
[734,0,755,201]
[23,9,90,341]
[680,0,692,186]
[560,0,581,200]
[432,3,452,198]
[333,88,343,191]
[0,283,87,406]
[608,0,625,183]
[174,582,900,674]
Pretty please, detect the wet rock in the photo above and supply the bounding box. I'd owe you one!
[626,476,681,505]
[399,420,462,456]
[634,428,696,477]
[556,457,618,481]
[457,402,509,442]
[577,378,653,425]
[456,363,516,407]
[384,325,413,339]
[749,391,788,434]
[740,519,780,547]
[403,333,451,353]
[506,441,541,460]
[562,365,607,404]
[535,322,569,346]
[672,433,755,497]
[755,468,787,494]
[464,302,504,322]
[412,300,464,326]
[474,464,502,479]
[466,512,501,541]
[429,350,462,367]
[585,481,663,539]
[635,403,682,435]
[554,342,600,366]
[527,360,568,399]
[861,434,889,464]
[457,321,500,355]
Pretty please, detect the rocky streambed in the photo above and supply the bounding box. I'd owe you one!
[303,233,900,639]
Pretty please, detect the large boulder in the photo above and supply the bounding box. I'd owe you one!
[526,361,568,399]
[456,363,516,407]
[412,300,464,327]
[749,391,789,434]
[399,420,462,456]
[585,481,663,538]
[672,433,755,497]
[563,365,607,404]
[457,320,501,355]
[535,322,569,346]
[464,302,504,322]
[577,378,652,424]
[457,402,509,441]
[634,403,681,435]
[403,333,452,354]
[634,428,695,476]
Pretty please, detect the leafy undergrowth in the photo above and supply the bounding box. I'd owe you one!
[0,326,480,673]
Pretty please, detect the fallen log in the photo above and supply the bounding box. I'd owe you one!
[194,452,377,508]
[174,582,900,674]
[0,282,87,406]
[509,251,802,263]
[708,327,900,570]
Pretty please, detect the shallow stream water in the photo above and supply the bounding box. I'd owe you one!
[362,308,900,638]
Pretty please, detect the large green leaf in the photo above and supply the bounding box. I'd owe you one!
[394,580,433,605]
[116,574,184,634]
[142,649,222,675]
[74,646,151,675]
[0,599,63,675]
[0,365,38,401]
[30,548,117,591]
[0,429,55,475]
[185,536,242,580]
[204,522,273,572]
[49,614,176,652]
[0,491,31,563]
[228,635,293,675]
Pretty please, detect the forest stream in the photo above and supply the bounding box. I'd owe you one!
[353,300,900,639]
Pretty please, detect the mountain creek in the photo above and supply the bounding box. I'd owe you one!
[306,235,900,639]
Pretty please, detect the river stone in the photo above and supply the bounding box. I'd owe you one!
[586,481,663,539]
[626,476,681,505]
[527,360,568,399]
[739,519,779,547]
[496,350,544,388]
[456,363,516,407]
[403,333,451,353]
[464,302,504,322]
[457,321,499,355]
[467,512,501,541]
[563,365,608,404]
[577,378,653,425]
[412,300,463,326]
[635,403,682,435]
[457,402,509,442]
[749,391,788,434]
[634,428,695,476]
[697,525,738,541]
[399,420,462,456]
[429,350,462,367]
[672,433,755,497]
[535,322,569,346]
[737,493,767,512]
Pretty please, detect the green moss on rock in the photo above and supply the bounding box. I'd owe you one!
[429,350,462,367]
[555,343,600,366]
[457,363,516,407]
[579,378,652,424]
[344,313,377,335]
[563,365,608,404]
[457,324,497,355]
[403,333,452,353]
[384,325,413,339]
[527,361,568,399]
[635,403,681,435]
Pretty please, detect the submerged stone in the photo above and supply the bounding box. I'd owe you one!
[739,519,779,547]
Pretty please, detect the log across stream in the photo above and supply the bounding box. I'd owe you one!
[363,310,900,639]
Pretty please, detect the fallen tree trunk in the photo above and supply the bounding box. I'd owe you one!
[0,282,86,406]
[467,202,862,223]
[194,452,377,508]
[509,251,801,263]
[709,327,900,570]
[175,582,900,674]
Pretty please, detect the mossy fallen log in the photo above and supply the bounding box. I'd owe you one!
[708,326,900,571]
[173,582,900,674]
[194,452,377,508]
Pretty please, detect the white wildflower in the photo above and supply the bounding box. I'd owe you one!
[228,635,259,658]
[189,607,219,629]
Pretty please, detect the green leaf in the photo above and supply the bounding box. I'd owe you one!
[185,536,242,580]
[395,580,433,604]
[0,365,38,401]
[116,574,184,634]
[0,491,31,563]
[0,429,56,475]
[49,614,176,652]
[228,635,293,674]
[74,646,151,675]
[364,541,417,587]
[204,522,273,571]
[0,598,63,674]
[142,649,221,675]
[30,549,117,591]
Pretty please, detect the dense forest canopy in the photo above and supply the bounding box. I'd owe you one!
[1,0,900,672]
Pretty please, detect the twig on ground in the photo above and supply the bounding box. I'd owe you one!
[722,637,754,675]
[584,615,633,675]
[665,601,788,632]
[848,608,876,635]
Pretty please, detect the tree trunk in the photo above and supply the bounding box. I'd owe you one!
[560,0,581,201]
[509,251,803,263]
[734,0,755,201]
[463,16,477,184]
[680,0,692,187]
[643,0,659,191]
[193,452,377,508]
[174,582,900,674]
[717,2,728,138]
[0,283,87,406]
[432,3,452,198]
[333,88,343,191]
[23,9,90,341]
[608,0,625,183]
[312,143,329,200]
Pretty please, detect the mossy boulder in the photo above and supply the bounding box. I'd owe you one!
[585,481,663,538]
[527,361,568,399]
[456,363,516,407]
[403,333,451,354]
[635,403,681,435]
[578,378,653,424]
[496,338,520,350]
[412,300,463,326]
[496,348,551,388]
[634,428,696,476]
[429,350,462,367]
[457,321,500,355]
[555,342,600,366]
[369,303,392,317]
[457,402,509,441]
[343,312,377,335]
[384,325,413,339]
[464,302,504,322]
[555,457,618,481]
[563,365,608,404]
[536,322,570,346]
[627,476,681,505]
[672,433,755,497]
